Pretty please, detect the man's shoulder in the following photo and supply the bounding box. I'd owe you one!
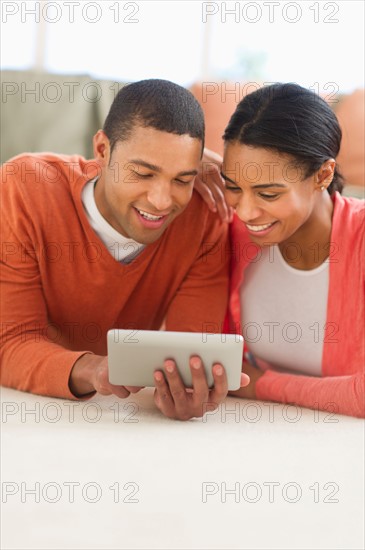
[0,152,101,212]
[0,153,95,234]
[1,152,91,185]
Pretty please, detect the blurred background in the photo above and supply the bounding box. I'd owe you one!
[1,0,364,195]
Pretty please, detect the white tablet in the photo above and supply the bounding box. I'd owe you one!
[107,330,244,390]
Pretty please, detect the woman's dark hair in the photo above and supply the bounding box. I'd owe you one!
[103,79,205,154]
[223,83,344,195]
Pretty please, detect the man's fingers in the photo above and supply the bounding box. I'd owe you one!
[209,363,228,405]
[163,360,189,418]
[240,373,250,387]
[190,356,210,413]
[94,366,130,398]
[125,386,145,393]
[153,370,174,416]
[96,382,130,398]
[111,385,131,398]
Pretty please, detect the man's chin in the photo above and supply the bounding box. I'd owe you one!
[130,227,167,245]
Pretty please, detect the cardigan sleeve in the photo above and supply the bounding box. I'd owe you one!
[255,368,365,418]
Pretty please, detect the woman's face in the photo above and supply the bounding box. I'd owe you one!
[222,143,328,247]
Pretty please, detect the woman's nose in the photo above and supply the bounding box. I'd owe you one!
[235,195,263,222]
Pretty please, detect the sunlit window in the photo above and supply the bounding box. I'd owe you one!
[1,1,364,92]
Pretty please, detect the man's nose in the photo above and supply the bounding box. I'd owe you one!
[146,181,173,212]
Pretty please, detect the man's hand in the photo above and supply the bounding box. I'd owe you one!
[69,354,144,398]
[153,355,249,421]
[194,148,234,223]
[228,361,264,400]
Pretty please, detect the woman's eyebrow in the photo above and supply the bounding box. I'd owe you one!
[220,170,238,185]
[252,183,287,189]
[221,170,287,189]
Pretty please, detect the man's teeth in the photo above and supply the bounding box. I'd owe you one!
[246,222,275,232]
[137,209,164,221]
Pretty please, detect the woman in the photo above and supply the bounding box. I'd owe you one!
[200,83,364,418]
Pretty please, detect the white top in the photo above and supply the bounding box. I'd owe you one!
[240,245,329,376]
[81,177,145,264]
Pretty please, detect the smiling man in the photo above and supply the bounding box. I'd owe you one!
[0,79,232,420]
[93,125,200,245]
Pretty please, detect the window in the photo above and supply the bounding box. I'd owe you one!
[1,1,364,92]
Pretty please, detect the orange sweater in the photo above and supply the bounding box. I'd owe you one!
[1,154,229,399]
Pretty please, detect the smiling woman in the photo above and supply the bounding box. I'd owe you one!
[220,83,365,418]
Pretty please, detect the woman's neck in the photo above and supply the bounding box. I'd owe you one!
[279,192,334,270]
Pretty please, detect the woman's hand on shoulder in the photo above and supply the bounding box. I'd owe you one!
[194,148,234,223]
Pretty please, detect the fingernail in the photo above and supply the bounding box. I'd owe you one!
[192,360,201,370]
[215,366,223,376]
[165,362,174,373]
[154,372,163,381]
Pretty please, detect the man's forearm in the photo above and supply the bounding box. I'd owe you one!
[69,353,103,397]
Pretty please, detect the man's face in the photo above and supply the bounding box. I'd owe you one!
[93,125,202,244]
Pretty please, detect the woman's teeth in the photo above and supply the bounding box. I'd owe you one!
[246,222,275,232]
[137,208,164,221]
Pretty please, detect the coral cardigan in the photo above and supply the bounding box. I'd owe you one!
[228,192,365,418]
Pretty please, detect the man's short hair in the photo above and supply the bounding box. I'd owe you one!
[103,79,205,153]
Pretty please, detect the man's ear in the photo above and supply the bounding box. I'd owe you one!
[315,159,336,192]
[93,130,111,166]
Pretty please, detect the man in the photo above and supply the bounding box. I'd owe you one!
[1,79,242,420]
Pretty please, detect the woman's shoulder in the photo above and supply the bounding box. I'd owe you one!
[331,193,364,274]
[333,192,364,230]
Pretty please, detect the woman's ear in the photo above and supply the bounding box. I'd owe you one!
[315,159,336,191]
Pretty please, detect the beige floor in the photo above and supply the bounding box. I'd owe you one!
[1,385,364,550]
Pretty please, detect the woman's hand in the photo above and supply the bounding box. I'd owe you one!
[228,361,264,400]
[194,148,234,223]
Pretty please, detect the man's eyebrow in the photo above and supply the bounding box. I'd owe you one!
[220,171,287,189]
[128,159,161,172]
[176,170,198,177]
[128,159,198,177]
